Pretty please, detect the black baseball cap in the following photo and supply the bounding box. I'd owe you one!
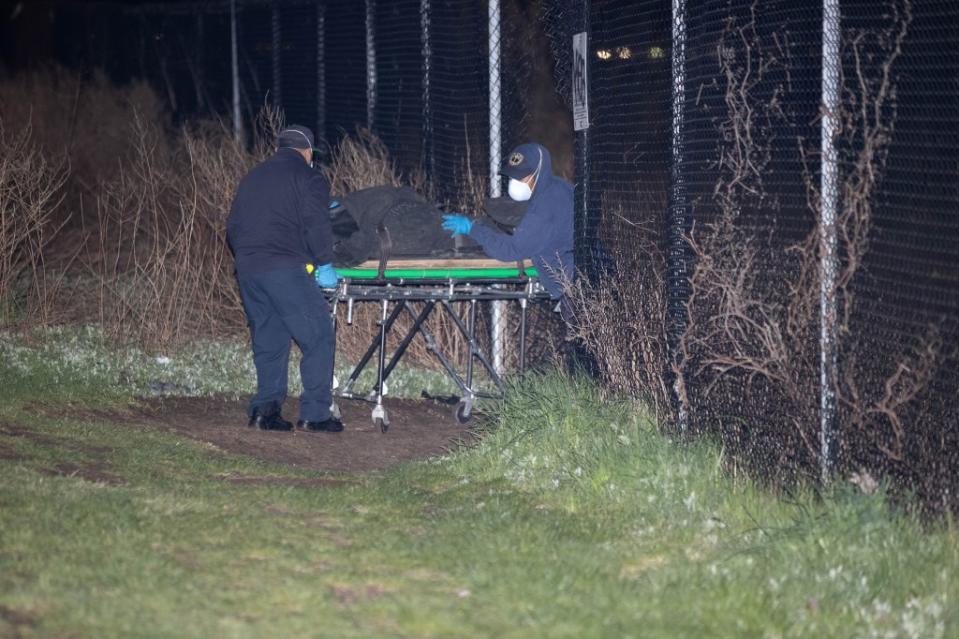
[500,143,543,180]
[277,125,320,153]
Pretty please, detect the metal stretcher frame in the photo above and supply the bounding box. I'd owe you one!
[327,264,551,431]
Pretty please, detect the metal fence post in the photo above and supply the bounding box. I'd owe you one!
[488,0,502,200]
[819,0,841,482]
[420,0,433,179]
[194,12,205,112]
[365,0,377,130]
[572,2,590,270]
[489,0,506,375]
[667,0,690,432]
[316,2,326,153]
[272,2,281,109]
[230,0,242,143]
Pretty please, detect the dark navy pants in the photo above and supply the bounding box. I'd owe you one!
[237,266,334,422]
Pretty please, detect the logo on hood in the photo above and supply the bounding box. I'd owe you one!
[508,152,524,166]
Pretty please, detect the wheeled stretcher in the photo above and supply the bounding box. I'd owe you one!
[326,258,552,431]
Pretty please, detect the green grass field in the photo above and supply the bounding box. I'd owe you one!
[0,331,956,638]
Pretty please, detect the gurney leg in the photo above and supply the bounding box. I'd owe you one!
[340,301,404,396]
[440,301,505,391]
[382,301,435,383]
[451,301,478,425]
[372,403,389,433]
[373,299,390,432]
[407,305,471,401]
[519,298,528,374]
[330,295,342,420]
[465,300,476,391]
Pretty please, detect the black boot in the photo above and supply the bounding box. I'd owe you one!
[248,402,294,431]
[296,417,344,433]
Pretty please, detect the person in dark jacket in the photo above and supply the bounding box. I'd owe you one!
[441,143,574,304]
[226,125,343,433]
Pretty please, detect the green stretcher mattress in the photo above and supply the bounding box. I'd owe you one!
[335,265,539,280]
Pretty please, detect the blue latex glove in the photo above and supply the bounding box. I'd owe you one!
[441,214,473,238]
[329,200,340,209]
[315,263,341,288]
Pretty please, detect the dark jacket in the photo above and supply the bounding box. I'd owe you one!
[227,148,333,275]
[469,145,574,298]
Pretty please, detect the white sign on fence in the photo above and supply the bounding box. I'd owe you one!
[572,31,589,131]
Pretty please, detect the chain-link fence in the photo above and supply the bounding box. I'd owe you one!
[43,0,536,201]
[12,0,959,510]
[569,0,959,511]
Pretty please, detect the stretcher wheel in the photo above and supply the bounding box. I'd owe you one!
[454,401,473,425]
[372,405,389,433]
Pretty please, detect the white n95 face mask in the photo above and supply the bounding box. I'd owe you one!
[508,178,532,202]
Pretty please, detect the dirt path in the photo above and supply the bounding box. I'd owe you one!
[124,396,473,473]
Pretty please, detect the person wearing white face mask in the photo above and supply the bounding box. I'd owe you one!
[507,171,535,201]
[441,142,574,307]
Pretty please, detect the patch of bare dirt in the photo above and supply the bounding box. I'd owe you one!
[38,461,126,486]
[0,442,20,461]
[0,424,125,485]
[221,474,355,487]
[21,401,136,428]
[0,423,58,447]
[124,396,474,473]
[0,604,38,636]
[0,422,114,457]
[329,583,389,606]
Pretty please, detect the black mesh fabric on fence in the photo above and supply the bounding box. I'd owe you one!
[838,0,959,508]
[37,0,530,206]
[678,1,824,477]
[429,0,489,209]
[50,3,234,126]
[499,4,529,164]
[585,0,671,252]
[373,0,424,174]
[236,3,274,131]
[200,11,236,117]
[148,12,206,117]
[501,0,573,181]
[277,3,321,140]
[576,0,959,509]
[323,1,367,149]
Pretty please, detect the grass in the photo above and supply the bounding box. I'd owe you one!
[0,336,956,637]
[0,325,459,403]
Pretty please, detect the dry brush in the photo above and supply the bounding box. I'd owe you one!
[0,120,69,324]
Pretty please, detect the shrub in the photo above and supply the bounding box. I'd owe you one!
[0,119,68,323]
[92,109,280,345]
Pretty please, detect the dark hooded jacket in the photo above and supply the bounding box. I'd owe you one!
[469,144,574,299]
